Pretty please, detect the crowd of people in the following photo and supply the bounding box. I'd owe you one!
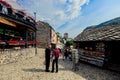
[44,44,81,73]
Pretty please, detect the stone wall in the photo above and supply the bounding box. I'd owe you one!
[0,48,35,65]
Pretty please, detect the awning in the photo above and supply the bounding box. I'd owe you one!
[0,16,16,27]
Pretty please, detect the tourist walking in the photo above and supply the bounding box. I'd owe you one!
[45,44,51,72]
[51,46,60,73]
[64,48,68,60]
[70,46,79,71]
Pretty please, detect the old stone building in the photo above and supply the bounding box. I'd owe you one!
[36,21,57,48]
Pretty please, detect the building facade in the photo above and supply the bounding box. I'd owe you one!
[0,1,37,48]
[36,21,57,48]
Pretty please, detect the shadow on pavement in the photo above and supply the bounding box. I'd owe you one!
[22,68,45,72]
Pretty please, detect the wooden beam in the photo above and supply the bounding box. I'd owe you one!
[0,16,16,27]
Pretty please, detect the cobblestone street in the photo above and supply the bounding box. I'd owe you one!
[0,48,120,80]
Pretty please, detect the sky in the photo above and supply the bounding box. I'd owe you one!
[5,0,120,38]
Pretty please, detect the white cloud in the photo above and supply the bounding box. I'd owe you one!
[17,0,89,25]
[65,0,89,19]
[16,0,89,38]
[49,0,89,28]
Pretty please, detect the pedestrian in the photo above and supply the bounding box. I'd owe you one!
[51,46,60,73]
[71,46,79,71]
[45,44,51,72]
[64,48,68,60]
[68,47,72,61]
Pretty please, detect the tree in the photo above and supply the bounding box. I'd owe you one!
[65,40,74,47]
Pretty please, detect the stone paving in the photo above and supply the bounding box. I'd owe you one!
[0,48,120,80]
